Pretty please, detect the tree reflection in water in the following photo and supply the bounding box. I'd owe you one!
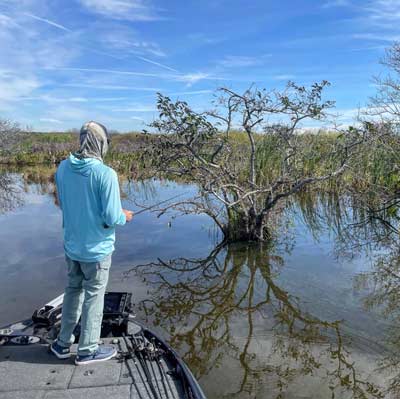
[125,243,385,399]
[0,172,23,214]
[0,166,58,212]
[295,190,400,398]
[354,244,400,397]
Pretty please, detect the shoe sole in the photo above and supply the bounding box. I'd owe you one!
[50,345,71,359]
[75,351,117,366]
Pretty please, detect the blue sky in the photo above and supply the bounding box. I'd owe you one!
[0,0,398,132]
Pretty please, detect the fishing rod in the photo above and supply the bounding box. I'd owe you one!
[104,192,187,228]
[132,192,186,216]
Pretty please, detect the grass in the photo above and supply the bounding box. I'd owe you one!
[2,130,400,200]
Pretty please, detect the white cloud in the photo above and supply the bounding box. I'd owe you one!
[0,72,40,101]
[273,74,296,80]
[363,0,400,26]
[349,44,387,52]
[68,97,88,102]
[177,72,226,87]
[22,10,168,67]
[0,8,80,109]
[39,105,91,121]
[46,67,168,78]
[322,0,350,8]
[63,83,160,91]
[45,67,225,86]
[329,106,388,126]
[78,0,162,21]
[0,13,22,29]
[168,90,213,96]
[321,0,400,43]
[334,104,399,124]
[344,0,400,32]
[178,73,208,86]
[93,97,129,101]
[12,95,130,103]
[42,97,87,103]
[217,55,272,68]
[295,126,331,133]
[187,33,226,46]
[352,32,400,42]
[39,117,63,123]
[93,26,167,58]
[334,107,364,122]
[112,105,156,112]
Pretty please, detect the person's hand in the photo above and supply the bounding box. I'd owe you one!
[123,209,134,222]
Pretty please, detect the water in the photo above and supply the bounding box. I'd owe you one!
[0,168,397,398]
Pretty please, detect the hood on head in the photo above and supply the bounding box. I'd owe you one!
[74,121,110,162]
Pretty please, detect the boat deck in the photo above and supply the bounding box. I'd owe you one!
[0,338,184,399]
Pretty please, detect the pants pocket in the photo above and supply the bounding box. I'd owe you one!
[96,254,112,271]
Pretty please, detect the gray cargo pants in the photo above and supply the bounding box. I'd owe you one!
[57,254,111,355]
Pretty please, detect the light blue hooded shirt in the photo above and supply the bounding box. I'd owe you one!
[55,153,126,262]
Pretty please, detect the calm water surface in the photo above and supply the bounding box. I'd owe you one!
[0,168,397,398]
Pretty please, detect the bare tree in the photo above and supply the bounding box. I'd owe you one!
[144,81,366,242]
[342,43,400,231]
[370,42,400,125]
[0,118,25,154]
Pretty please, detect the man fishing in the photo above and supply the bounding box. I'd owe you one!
[50,121,134,365]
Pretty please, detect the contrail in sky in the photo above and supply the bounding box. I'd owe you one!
[24,13,71,32]
[136,56,179,73]
[24,13,179,73]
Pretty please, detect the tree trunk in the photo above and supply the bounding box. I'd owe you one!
[224,212,270,242]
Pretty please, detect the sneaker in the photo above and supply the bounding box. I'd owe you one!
[75,345,117,365]
[50,341,71,359]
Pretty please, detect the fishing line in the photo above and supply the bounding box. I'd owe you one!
[132,192,188,216]
[105,192,189,228]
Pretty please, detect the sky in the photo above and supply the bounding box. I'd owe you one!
[0,0,399,132]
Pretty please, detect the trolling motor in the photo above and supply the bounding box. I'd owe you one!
[32,292,133,333]
[32,294,64,326]
[1,292,134,345]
